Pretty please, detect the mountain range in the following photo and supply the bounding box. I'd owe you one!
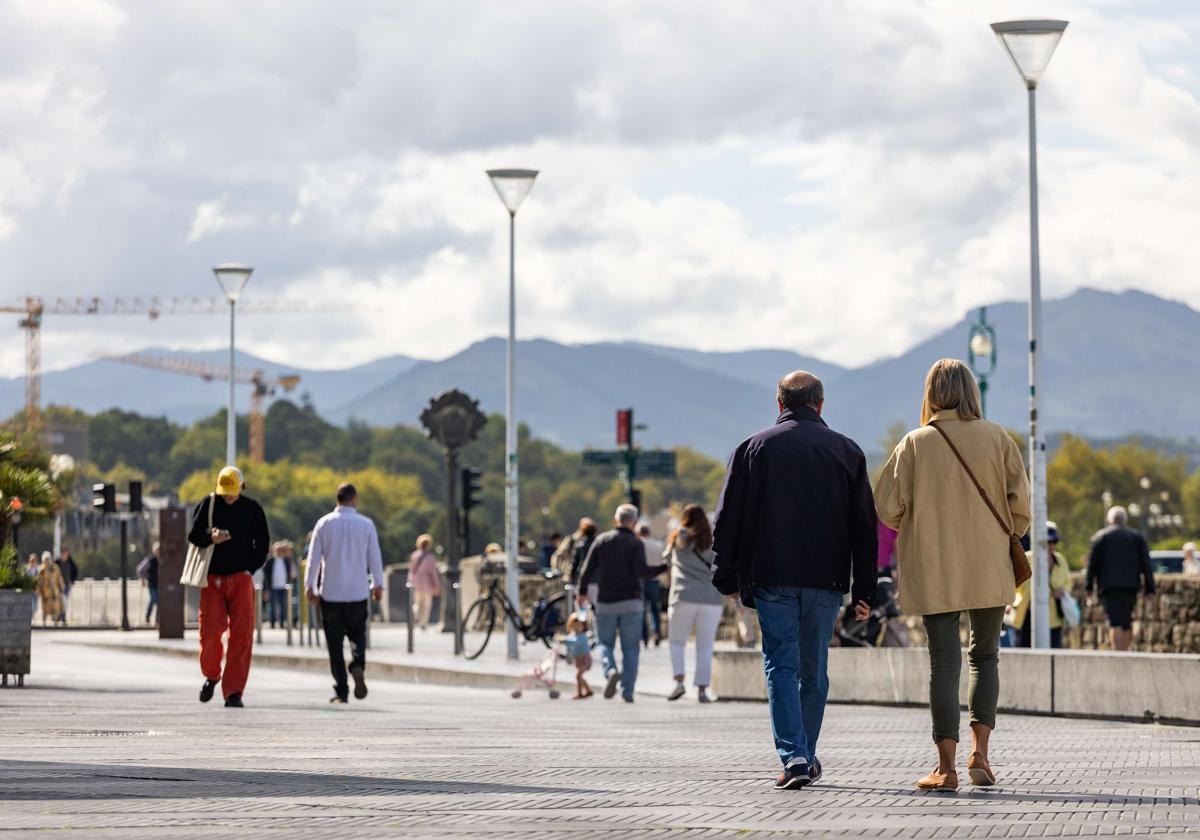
[4,288,1198,459]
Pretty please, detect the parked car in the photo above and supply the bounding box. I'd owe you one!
[1150,550,1184,574]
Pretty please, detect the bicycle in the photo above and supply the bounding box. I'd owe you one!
[462,568,575,660]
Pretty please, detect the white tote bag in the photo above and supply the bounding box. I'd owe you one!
[1058,591,1082,628]
[180,493,215,588]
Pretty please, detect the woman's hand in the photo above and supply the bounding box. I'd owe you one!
[854,601,871,621]
[1052,587,1065,599]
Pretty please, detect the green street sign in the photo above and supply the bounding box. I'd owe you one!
[635,450,676,478]
[582,450,624,466]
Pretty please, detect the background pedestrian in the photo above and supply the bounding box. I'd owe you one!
[1085,506,1156,651]
[409,534,441,631]
[664,504,722,703]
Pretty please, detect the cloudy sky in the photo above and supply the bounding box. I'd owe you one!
[1,0,1198,374]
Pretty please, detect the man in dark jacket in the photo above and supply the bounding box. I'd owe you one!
[187,466,270,708]
[577,504,668,702]
[713,371,877,790]
[1086,506,1155,651]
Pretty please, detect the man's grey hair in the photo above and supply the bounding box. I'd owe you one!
[615,504,639,526]
[1107,506,1128,526]
[777,373,824,412]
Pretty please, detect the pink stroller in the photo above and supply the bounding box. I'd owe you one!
[511,647,562,699]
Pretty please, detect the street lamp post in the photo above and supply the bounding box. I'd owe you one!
[992,19,1067,650]
[486,168,538,661]
[967,307,997,417]
[213,263,254,466]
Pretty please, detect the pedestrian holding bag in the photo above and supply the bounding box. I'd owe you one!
[180,493,216,588]
[930,422,1032,586]
[1058,590,1082,627]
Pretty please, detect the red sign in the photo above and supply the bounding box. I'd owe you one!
[616,409,632,447]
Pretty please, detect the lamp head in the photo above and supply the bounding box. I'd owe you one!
[486,169,539,215]
[991,19,1068,89]
[213,263,254,303]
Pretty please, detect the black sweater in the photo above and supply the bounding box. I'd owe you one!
[578,527,668,604]
[188,494,271,577]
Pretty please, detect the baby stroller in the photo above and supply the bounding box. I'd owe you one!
[511,647,562,699]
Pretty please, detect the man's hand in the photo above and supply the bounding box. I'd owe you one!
[575,594,590,608]
[307,588,320,603]
[211,528,231,544]
[854,601,871,622]
[372,586,384,603]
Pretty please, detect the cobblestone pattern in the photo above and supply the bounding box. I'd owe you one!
[1,636,1198,838]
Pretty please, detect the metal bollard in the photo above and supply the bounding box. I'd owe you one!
[285,584,293,647]
[255,584,263,644]
[406,582,414,654]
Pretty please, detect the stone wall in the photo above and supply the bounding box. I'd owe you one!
[885,573,1200,654]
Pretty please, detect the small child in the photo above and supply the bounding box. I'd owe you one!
[564,611,593,699]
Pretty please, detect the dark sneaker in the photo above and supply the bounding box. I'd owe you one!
[199,679,217,704]
[349,665,368,700]
[808,759,823,785]
[224,694,244,708]
[623,695,634,704]
[774,762,811,790]
[604,671,621,699]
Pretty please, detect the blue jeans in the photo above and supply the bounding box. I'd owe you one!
[595,610,642,700]
[145,587,159,623]
[268,588,288,626]
[755,586,843,768]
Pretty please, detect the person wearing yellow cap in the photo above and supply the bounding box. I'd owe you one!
[187,465,270,708]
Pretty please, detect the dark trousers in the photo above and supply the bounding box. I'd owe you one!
[643,580,663,643]
[320,599,368,699]
[1018,614,1063,649]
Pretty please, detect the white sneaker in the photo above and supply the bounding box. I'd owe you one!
[667,684,686,701]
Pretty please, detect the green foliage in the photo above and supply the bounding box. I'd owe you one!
[0,543,29,590]
[0,431,59,548]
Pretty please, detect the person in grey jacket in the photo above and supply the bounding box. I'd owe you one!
[665,504,725,702]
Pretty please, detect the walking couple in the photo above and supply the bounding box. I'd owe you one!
[713,360,1030,791]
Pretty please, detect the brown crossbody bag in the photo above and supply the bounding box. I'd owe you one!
[930,422,1032,586]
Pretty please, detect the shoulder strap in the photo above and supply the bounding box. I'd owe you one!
[207,493,215,529]
[929,422,1012,537]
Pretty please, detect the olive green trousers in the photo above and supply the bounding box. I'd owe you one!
[922,607,1006,743]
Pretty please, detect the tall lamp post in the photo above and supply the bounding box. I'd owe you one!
[486,168,538,661]
[992,19,1067,650]
[213,264,253,466]
[967,307,997,417]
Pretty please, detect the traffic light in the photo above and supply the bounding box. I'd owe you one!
[461,467,483,511]
[617,408,633,447]
[92,482,115,514]
[629,488,642,514]
[128,480,143,513]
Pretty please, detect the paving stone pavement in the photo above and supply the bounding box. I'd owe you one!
[2,634,1199,838]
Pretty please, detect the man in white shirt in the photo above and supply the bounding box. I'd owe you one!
[305,483,385,704]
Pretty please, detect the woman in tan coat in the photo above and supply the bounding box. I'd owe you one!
[875,359,1030,792]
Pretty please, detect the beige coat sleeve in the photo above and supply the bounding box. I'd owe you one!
[1004,436,1032,537]
[873,437,911,530]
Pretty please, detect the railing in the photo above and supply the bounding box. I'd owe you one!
[29,578,191,628]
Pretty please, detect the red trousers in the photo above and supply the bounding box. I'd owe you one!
[199,572,255,699]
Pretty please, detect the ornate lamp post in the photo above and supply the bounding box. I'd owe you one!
[486,168,538,660]
[967,307,997,417]
[420,389,486,656]
[992,18,1067,650]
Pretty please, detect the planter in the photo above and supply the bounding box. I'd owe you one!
[0,588,33,687]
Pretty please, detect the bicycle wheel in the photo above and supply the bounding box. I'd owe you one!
[535,593,569,648]
[462,597,496,660]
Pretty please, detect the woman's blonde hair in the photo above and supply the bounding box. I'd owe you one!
[416,534,433,551]
[920,358,983,425]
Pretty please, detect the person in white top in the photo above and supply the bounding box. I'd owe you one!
[263,540,296,628]
[1184,543,1199,576]
[305,483,385,704]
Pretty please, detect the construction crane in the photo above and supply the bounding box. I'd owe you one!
[98,352,301,464]
[1,296,327,430]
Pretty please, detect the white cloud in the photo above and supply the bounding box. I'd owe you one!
[0,0,1198,377]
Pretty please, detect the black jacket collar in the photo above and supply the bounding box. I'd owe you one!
[776,406,827,427]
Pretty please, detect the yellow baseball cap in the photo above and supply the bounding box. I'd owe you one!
[216,466,244,496]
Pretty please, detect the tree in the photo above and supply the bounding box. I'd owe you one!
[0,432,58,548]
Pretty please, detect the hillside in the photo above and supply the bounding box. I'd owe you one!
[4,288,1199,459]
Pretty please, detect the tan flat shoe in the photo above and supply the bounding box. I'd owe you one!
[967,752,996,786]
[916,769,958,792]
